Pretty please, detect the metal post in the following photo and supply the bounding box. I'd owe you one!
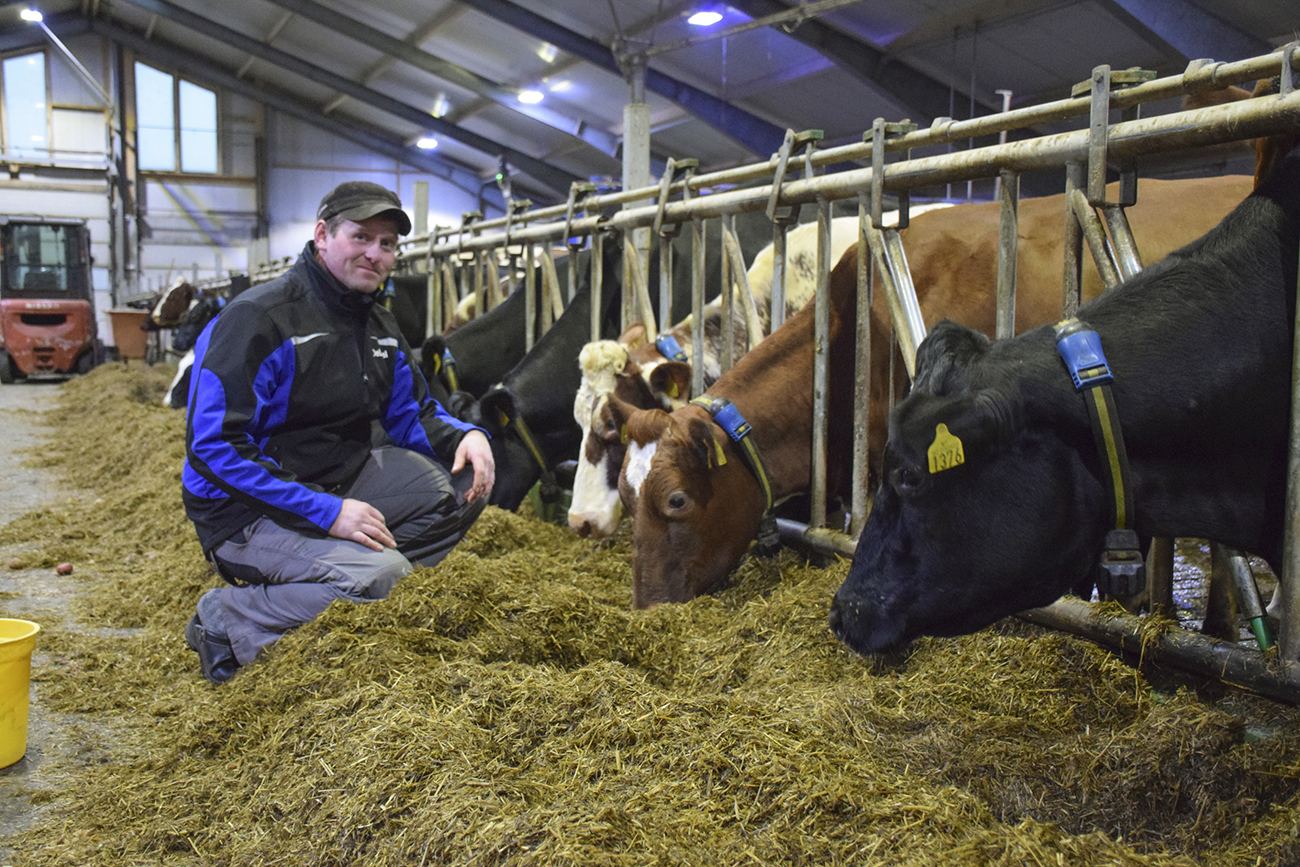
[850,193,873,537]
[691,217,706,396]
[659,233,675,336]
[770,221,790,332]
[1280,243,1300,662]
[414,181,429,239]
[1087,65,1112,204]
[995,169,1019,340]
[1061,161,1085,317]
[525,243,537,353]
[624,55,652,335]
[1068,189,1121,290]
[591,232,604,342]
[810,197,833,529]
[721,213,735,372]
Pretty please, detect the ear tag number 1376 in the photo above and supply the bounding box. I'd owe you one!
[927,423,965,474]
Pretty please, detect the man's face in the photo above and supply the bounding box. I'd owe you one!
[313,215,400,293]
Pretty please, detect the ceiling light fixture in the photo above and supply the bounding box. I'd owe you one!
[518,90,543,104]
[431,93,450,118]
[416,137,438,150]
[537,43,558,63]
[20,8,43,22]
[687,10,723,26]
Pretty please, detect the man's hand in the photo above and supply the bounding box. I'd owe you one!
[452,430,495,503]
[328,498,396,551]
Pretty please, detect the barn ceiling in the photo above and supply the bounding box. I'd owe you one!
[1,0,1294,207]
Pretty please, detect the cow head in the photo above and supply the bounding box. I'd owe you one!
[623,405,769,609]
[830,321,1107,655]
[568,332,692,538]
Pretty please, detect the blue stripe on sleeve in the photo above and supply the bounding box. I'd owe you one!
[188,353,341,532]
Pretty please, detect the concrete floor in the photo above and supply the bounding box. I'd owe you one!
[0,380,111,861]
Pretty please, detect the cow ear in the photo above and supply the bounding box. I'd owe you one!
[620,322,648,350]
[684,416,728,470]
[911,321,991,396]
[649,361,692,404]
[625,407,672,447]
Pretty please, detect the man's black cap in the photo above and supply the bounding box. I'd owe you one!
[317,181,412,236]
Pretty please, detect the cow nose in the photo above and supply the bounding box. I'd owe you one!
[576,520,593,538]
[827,602,844,638]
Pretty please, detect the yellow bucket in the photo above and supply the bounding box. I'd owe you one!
[0,619,40,769]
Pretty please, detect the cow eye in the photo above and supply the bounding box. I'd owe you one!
[667,491,688,511]
[891,466,923,494]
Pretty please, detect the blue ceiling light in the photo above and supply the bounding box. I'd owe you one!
[687,9,723,27]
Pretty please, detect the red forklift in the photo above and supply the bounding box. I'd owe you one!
[0,216,103,383]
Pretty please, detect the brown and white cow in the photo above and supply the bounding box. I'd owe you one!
[620,173,1255,608]
[568,213,894,538]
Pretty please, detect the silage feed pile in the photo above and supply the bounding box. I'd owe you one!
[5,365,1300,866]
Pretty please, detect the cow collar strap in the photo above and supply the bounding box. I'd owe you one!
[432,347,460,393]
[494,397,561,503]
[655,333,689,362]
[1054,318,1145,597]
[690,395,775,512]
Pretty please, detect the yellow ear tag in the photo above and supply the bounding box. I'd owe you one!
[620,424,629,444]
[665,380,679,399]
[712,438,727,468]
[927,423,965,474]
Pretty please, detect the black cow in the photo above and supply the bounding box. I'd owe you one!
[830,145,1300,657]
[420,282,532,398]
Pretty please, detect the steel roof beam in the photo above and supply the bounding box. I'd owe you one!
[454,0,787,157]
[258,0,621,157]
[726,0,993,124]
[1102,0,1271,65]
[113,0,581,195]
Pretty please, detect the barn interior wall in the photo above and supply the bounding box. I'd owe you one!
[264,112,480,264]
[3,30,484,349]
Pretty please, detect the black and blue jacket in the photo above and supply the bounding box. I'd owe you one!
[182,242,481,554]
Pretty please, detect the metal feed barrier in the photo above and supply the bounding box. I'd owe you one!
[398,46,1300,703]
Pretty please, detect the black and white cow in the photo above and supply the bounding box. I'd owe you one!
[830,145,1300,657]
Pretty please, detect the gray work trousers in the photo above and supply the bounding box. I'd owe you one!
[207,446,485,666]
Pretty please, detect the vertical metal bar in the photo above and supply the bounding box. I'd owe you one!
[995,169,1019,340]
[862,223,925,378]
[659,236,674,336]
[1147,536,1175,618]
[622,230,636,333]
[524,243,536,353]
[1087,64,1111,205]
[591,233,604,342]
[850,193,872,538]
[1068,189,1121,291]
[810,197,832,529]
[1223,546,1274,650]
[770,222,789,332]
[425,244,437,341]
[721,213,735,372]
[567,244,579,304]
[1102,204,1144,281]
[1062,161,1085,318]
[1280,244,1300,662]
[691,217,706,397]
[870,118,886,229]
[441,260,458,331]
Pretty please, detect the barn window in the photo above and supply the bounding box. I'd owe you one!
[134,62,218,173]
[2,51,49,159]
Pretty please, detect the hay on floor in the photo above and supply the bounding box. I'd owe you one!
[2,363,1299,866]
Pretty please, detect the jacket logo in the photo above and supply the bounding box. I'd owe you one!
[373,348,389,359]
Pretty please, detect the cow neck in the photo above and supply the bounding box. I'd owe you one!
[1053,317,1145,597]
[689,395,775,511]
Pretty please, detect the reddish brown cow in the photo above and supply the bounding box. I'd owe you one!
[622,247,862,608]
[621,173,1254,608]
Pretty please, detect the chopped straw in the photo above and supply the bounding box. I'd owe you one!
[2,364,1299,866]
